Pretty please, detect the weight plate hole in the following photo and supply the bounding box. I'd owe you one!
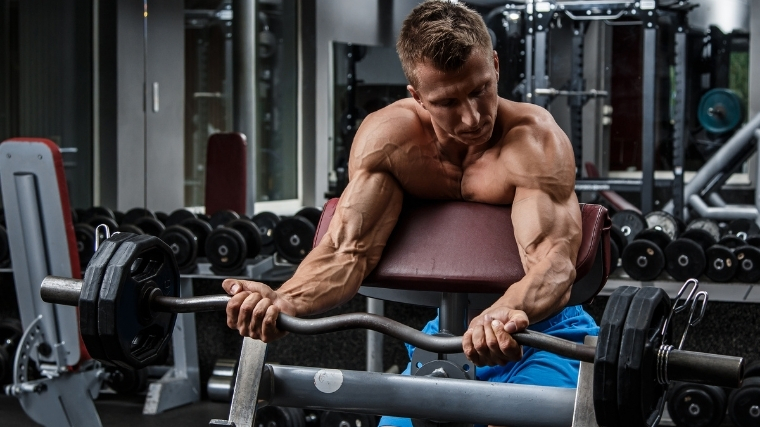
[290,235,301,246]
[713,258,725,270]
[743,259,754,271]
[637,256,648,267]
[678,255,689,267]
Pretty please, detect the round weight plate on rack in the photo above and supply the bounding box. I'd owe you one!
[74,223,97,270]
[636,229,672,251]
[719,235,746,249]
[295,207,322,227]
[79,232,138,363]
[160,225,198,272]
[165,209,196,227]
[155,211,169,225]
[617,286,671,427]
[686,218,721,243]
[251,211,281,247]
[726,219,760,241]
[209,209,241,229]
[180,218,213,258]
[256,406,306,427]
[697,88,743,135]
[273,216,317,264]
[746,235,760,248]
[704,245,738,282]
[733,245,760,283]
[594,286,640,427]
[227,218,263,259]
[667,382,727,427]
[84,206,116,222]
[205,227,247,275]
[727,377,760,427]
[121,208,156,225]
[681,229,717,250]
[97,234,179,370]
[612,210,648,244]
[665,239,706,282]
[610,225,629,253]
[645,211,680,241]
[133,216,166,237]
[621,239,665,281]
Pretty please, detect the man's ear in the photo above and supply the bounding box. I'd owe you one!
[493,50,500,81]
[407,85,426,109]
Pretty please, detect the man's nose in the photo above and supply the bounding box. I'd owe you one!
[461,99,480,127]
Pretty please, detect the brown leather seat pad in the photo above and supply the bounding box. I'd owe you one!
[314,198,609,294]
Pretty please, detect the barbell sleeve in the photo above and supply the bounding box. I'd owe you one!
[39,275,744,387]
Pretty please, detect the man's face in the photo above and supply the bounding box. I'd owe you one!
[408,49,500,146]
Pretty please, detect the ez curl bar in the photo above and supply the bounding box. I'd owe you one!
[39,233,744,427]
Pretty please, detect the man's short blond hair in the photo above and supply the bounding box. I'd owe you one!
[397,0,493,87]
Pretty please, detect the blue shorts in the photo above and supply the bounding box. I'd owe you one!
[378,305,599,427]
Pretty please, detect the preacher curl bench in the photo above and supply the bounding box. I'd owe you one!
[39,193,746,427]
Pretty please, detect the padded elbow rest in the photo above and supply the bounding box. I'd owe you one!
[314,198,611,307]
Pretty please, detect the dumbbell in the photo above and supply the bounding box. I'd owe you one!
[725,218,760,241]
[0,318,23,385]
[120,207,156,226]
[728,361,760,427]
[205,216,263,275]
[611,210,648,245]
[158,216,215,274]
[666,381,727,427]
[79,206,116,224]
[621,211,680,281]
[665,218,720,282]
[714,234,760,283]
[104,366,149,395]
[252,211,281,256]
[209,209,241,229]
[273,207,322,264]
[165,208,197,227]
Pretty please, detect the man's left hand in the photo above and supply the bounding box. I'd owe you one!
[462,306,529,366]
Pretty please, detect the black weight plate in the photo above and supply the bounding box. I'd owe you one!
[636,229,672,250]
[205,227,247,274]
[667,382,727,427]
[704,245,738,282]
[295,207,322,227]
[79,232,137,364]
[165,209,196,227]
[121,207,156,225]
[160,225,198,272]
[133,216,165,237]
[0,226,9,267]
[681,228,717,250]
[733,245,760,283]
[320,411,376,427]
[209,209,241,229]
[227,218,263,259]
[198,213,211,222]
[98,235,179,370]
[726,219,760,241]
[74,223,97,270]
[727,377,760,427]
[665,239,706,282]
[686,218,721,243]
[610,225,628,253]
[256,406,306,427]
[743,360,760,379]
[180,218,213,258]
[155,211,169,225]
[84,206,115,221]
[117,224,145,235]
[252,211,281,246]
[719,235,746,249]
[646,211,680,240]
[612,210,648,244]
[107,366,149,395]
[617,286,671,427]
[746,234,760,248]
[87,215,119,234]
[621,239,665,281]
[114,210,125,224]
[610,239,620,275]
[594,286,640,427]
[273,216,317,264]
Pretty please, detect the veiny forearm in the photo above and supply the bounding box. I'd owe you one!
[496,246,576,323]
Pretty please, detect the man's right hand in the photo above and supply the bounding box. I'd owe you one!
[223,279,297,342]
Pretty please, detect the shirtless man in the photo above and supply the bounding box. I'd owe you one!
[224,1,598,424]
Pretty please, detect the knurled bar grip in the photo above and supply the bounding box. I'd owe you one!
[39,275,743,387]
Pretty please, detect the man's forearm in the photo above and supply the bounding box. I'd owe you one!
[497,252,576,324]
[275,243,377,317]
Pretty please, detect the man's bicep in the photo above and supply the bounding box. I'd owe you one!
[511,187,582,272]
